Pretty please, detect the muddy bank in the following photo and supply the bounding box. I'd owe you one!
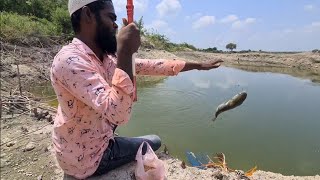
[174,51,320,83]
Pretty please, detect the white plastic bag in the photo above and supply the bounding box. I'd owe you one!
[135,141,165,180]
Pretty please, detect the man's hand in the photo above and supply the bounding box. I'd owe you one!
[197,60,223,70]
[181,59,223,72]
[116,18,141,80]
[117,18,141,55]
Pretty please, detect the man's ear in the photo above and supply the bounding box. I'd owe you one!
[81,6,95,24]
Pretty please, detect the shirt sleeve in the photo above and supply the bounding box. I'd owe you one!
[51,55,133,126]
[135,58,186,76]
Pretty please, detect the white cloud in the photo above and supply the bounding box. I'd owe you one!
[245,18,256,24]
[305,21,320,32]
[311,21,320,28]
[220,15,238,23]
[232,18,256,29]
[185,12,203,21]
[113,0,149,13]
[283,29,294,34]
[304,4,315,11]
[156,0,182,17]
[146,20,167,29]
[134,0,149,13]
[192,16,215,29]
[245,22,320,51]
[145,20,176,35]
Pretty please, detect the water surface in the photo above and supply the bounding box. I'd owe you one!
[118,66,320,176]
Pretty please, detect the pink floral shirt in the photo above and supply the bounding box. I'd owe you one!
[50,38,185,179]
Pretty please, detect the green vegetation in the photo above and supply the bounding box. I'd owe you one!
[1,0,223,52]
[0,12,57,40]
[0,0,72,46]
[143,30,197,52]
[0,0,67,19]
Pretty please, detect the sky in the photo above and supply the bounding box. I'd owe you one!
[113,0,320,51]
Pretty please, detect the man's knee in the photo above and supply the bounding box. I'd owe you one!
[139,135,161,151]
[149,135,161,151]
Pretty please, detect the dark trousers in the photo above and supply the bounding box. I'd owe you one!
[93,135,162,176]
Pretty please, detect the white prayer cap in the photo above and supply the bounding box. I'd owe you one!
[68,0,98,16]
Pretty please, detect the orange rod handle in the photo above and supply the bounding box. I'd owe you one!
[126,0,137,102]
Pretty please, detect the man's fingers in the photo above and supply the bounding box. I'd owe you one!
[122,18,129,26]
[211,60,224,64]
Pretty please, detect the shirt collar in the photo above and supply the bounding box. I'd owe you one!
[71,38,116,62]
[71,38,96,56]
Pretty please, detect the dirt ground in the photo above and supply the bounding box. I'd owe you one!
[1,41,320,179]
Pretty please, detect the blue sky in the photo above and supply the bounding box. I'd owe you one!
[113,0,320,51]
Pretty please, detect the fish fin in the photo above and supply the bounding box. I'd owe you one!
[212,117,217,121]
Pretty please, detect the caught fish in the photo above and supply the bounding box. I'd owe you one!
[213,91,247,121]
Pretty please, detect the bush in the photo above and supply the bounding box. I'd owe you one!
[312,49,319,53]
[0,12,58,41]
[0,0,67,19]
[51,7,73,35]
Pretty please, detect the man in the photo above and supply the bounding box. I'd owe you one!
[51,0,223,179]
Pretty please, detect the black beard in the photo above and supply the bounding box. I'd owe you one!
[95,18,117,55]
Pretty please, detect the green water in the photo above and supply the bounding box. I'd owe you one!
[118,67,320,176]
[35,66,320,175]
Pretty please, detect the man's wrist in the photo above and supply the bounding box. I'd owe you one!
[117,50,133,80]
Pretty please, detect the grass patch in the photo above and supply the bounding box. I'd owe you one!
[0,12,58,41]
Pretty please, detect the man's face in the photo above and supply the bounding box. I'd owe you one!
[94,3,118,54]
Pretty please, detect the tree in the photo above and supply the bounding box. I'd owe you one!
[226,43,237,51]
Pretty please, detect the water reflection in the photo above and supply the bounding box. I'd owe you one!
[119,66,320,176]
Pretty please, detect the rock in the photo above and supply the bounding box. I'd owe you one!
[44,147,49,152]
[37,175,43,180]
[21,126,28,133]
[0,153,6,158]
[6,141,15,147]
[47,115,53,123]
[23,142,36,152]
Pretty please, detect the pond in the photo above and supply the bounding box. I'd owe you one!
[33,66,320,176]
[118,66,320,176]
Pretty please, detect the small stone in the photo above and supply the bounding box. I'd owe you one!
[21,127,28,133]
[23,142,36,152]
[0,153,6,158]
[6,142,15,147]
[33,158,38,161]
[54,169,60,174]
[37,175,43,180]
[44,147,49,152]
[181,161,186,169]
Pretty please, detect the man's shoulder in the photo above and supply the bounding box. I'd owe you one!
[54,43,86,61]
